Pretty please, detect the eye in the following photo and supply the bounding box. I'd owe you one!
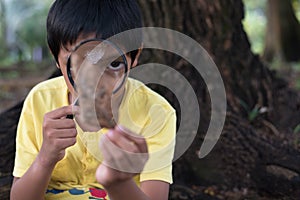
[109,61,125,70]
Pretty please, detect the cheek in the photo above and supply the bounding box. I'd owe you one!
[60,63,77,96]
[57,53,77,95]
[57,51,68,68]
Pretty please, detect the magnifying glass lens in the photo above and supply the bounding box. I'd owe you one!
[67,39,128,129]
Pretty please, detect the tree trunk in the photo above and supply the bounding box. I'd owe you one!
[137,0,300,199]
[263,0,300,62]
[1,0,300,199]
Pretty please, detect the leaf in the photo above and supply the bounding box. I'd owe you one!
[293,124,300,134]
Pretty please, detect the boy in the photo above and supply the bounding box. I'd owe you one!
[10,0,176,200]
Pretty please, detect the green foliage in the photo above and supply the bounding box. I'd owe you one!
[293,123,300,146]
[292,0,300,20]
[291,62,300,71]
[239,100,261,122]
[295,80,300,90]
[248,106,260,122]
[16,9,47,47]
[0,0,52,66]
[15,7,48,58]
[0,0,7,60]
[294,124,300,134]
[242,0,300,56]
[242,0,267,55]
[242,0,300,95]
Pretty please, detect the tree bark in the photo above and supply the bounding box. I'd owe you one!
[263,0,300,62]
[137,0,300,198]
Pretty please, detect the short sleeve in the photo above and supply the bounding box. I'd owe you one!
[140,109,176,184]
[13,91,42,178]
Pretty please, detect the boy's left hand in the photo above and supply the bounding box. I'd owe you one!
[96,126,149,188]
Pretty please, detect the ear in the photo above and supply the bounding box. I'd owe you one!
[131,45,143,68]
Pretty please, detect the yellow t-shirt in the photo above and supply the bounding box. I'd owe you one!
[13,76,176,199]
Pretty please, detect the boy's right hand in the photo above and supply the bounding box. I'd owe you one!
[38,106,79,167]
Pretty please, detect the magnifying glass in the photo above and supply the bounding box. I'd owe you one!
[66,39,128,130]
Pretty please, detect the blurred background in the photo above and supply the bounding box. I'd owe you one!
[0,0,299,112]
[1,0,300,199]
[0,0,53,112]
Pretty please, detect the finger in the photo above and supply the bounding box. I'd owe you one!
[53,128,77,138]
[106,130,139,153]
[100,134,148,173]
[56,137,77,149]
[46,106,79,119]
[44,127,77,140]
[115,126,148,153]
[99,135,133,172]
[68,105,80,118]
[43,118,76,131]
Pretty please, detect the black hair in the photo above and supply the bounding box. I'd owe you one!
[47,0,143,65]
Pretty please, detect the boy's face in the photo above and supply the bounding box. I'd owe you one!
[57,35,140,130]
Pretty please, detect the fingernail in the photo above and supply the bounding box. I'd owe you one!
[72,106,80,113]
[107,130,114,138]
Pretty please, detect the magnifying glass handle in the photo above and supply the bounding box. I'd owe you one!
[66,97,79,119]
[66,114,74,119]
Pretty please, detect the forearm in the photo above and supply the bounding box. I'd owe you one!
[10,155,55,200]
[104,179,150,200]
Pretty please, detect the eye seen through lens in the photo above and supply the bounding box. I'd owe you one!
[67,39,128,94]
